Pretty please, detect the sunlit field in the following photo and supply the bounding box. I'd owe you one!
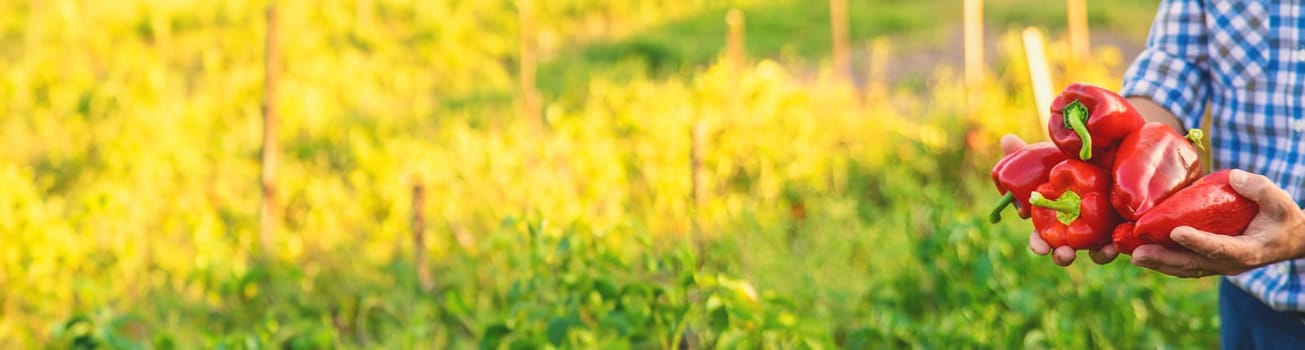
[0,0,1221,348]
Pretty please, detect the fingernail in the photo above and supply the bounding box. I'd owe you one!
[1231,170,1247,187]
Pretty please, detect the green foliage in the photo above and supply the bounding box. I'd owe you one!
[469,217,819,349]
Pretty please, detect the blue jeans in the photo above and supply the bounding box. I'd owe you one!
[1220,277,1305,349]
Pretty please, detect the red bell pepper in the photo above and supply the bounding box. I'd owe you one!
[989,142,1068,223]
[1110,122,1205,220]
[1133,170,1259,247]
[1029,159,1120,249]
[1049,83,1145,165]
[1111,222,1146,255]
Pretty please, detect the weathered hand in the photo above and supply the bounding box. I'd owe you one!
[1131,170,1305,278]
[1002,134,1119,266]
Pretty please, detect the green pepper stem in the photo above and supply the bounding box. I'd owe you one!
[1063,101,1093,161]
[1029,190,1082,226]
[1187,128,1205,152]
[989,192,1015,223]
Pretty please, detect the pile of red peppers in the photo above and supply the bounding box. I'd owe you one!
[989,82,1259,254]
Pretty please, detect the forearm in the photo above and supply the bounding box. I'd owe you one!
[1126,97,1185,132]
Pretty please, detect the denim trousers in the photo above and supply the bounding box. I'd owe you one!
[1220,277,1305,350]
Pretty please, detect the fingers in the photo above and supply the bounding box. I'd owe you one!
[1229,170,1296,218]
[1130,226,1267,278]
[1029,231,1117,266]
[1131,245,1218,278]
[1170,226,1260,266]
[1052,246,1077,266]
[1000,134,1028,155]
[1089,244,1119,265]
[1029,232,1087,266]
[1029,231,1051,255]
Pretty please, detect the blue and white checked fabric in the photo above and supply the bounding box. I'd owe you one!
[1122,0,1305,313]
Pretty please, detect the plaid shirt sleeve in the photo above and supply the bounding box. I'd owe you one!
[1120,0,1210,131]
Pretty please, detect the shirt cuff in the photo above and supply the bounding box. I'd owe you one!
[1120,48,1209,131]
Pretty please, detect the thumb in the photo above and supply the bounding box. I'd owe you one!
[1229,170,1294,218]
[1000,134,1028,155]
[1171,226,1256,262]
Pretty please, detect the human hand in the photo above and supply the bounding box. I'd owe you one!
[1001,134,1120,266]
[1131,170,1305,278]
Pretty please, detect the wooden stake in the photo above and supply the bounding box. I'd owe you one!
[830,0,850,80]
[411,177,432,291]
[259,5,279,256]
[517,0,541,130]
[865,38,891,96]
[690,120,706,231]
[690,120,708,268]
[963,0,984,87]
[1066,0,1090,59]
[724,9,746,124]
[726,9,745,72]
[962,0,985,154]
[1022,27,1055,140]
